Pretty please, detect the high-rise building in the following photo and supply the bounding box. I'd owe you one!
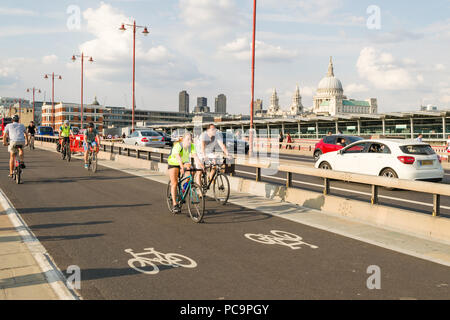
[215,94,226,114]
[179,90,189,113]
[194,97,208,113]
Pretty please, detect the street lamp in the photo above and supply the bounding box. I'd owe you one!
[71,53,94,129]
[249,0,257,157]
[119,20,150,132]
[26,87,42,123]
[44,72,63,129]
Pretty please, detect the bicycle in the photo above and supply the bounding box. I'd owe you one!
[166,168,205,223]
[125,248,197,275]
[10,145,24,184]
[200,158,230,205]
[28,135,35,150]
[60,138,71,162]
[87,144,98,173]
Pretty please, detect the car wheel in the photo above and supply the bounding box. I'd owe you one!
[314,150,322,161]
[319,162,332,170]
[380,168,398,190]
[380,168,398,179]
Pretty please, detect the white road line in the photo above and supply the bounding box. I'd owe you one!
[0,189,80,300]
[234,170,450,210]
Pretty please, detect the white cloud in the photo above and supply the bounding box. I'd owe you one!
[345,83,369,95]
[356,47,423,90]
[0,7,37,16]
[300,86,315,97]
[77,3,181,83]
[435,64,446,71]
[179,0,242,38]
[221,37,298,62]
[42,55,58,65]
[440,87,450,104]
[259,0,364,26]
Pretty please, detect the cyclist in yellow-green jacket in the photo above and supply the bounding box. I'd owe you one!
[167,132,204,213]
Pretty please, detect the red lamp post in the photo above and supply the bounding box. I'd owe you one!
[249,0,257,156]
[119,21,150,132]
[71,53,94,130]
[26,87,42,123]
[44,73,63,130]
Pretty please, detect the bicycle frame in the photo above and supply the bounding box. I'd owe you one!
[177,173,195,203]
[202,159,227,191]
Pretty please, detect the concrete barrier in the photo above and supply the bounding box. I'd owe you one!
[227,175,450,244]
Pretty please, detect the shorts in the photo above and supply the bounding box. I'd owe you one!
[61,136,70,144]
[8,141,24,153]
[168,164,180,170]
[84,141,97,152]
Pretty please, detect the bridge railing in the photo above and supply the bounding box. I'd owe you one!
[35,135,449,217]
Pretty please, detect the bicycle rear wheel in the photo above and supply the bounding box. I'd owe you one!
[15,168,21,184]
[187,182,205,223]
[213,173,230,204]
[166,181,182,214]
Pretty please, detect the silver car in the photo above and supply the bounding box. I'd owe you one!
[123,130,165,148]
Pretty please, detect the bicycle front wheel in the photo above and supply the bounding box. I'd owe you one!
[91,153,97,173]
[61,144,66,160]
[213,173,230,205]
[187,183,205,223]
[67,145,71,162]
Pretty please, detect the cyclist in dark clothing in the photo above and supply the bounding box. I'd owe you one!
[27,121,36,149]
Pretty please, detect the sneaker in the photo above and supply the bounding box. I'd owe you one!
[84,164,89,169]
[172,205,181,214]
[8,174,13,178]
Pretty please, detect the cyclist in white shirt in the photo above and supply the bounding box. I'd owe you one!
[2,115,28,178]
[195,124,230,186]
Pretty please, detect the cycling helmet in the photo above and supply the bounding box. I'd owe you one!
[88,122,95,128]
[64,120,69,125]
[12,115,19,122]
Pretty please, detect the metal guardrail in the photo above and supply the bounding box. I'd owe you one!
[35,135,449,217]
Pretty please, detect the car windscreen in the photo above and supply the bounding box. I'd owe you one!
[140,131,159,137]
[400,145,435,155]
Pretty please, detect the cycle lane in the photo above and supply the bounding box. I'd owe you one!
[0,146,449,300]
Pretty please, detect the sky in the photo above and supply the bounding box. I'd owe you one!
[0,0,449,114]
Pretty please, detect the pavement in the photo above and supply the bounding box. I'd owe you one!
[0,145,449,300]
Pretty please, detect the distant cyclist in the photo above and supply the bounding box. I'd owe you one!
[83,122,100,169]
[59,120,73,154]
[2,115,27,178]
[167,132,204,213]
[27,121,36,149]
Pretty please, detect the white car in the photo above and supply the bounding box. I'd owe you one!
[123,130,165,148]
[315,139,444,182]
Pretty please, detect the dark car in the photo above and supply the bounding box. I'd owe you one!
[221,132,249,155]
[156,131,173,147]
[313,135,363,161]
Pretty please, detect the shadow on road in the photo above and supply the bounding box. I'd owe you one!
[38,233,105,241]
[17,204,150,215]
[24,175,140,184]
[203,204,273,225]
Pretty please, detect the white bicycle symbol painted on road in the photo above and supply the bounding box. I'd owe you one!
[244,230,319,250]
[125,248,197,275]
